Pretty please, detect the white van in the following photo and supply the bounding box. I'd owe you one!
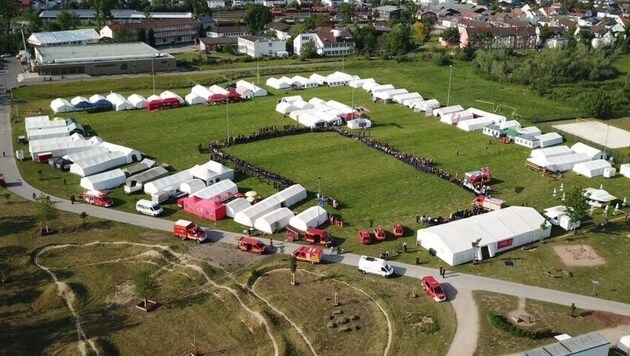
[136,199,164,216]
[358,255,394,278]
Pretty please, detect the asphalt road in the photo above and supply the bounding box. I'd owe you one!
[2,91,630,354]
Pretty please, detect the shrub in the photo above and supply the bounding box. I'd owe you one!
[488,314,557,339]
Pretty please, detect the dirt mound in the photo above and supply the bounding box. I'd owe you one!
[32,284,66,312]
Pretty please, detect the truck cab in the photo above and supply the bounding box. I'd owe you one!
[374,226,386,241]
[392,223,404,238]
[173,219,207,243]
[305,228,332,247]
[81,191,113,207]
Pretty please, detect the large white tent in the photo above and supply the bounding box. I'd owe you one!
[209,85,230,95]
[50,98,75,114]
[124,166,169,194]
[27,126,70,141]
[226,197,251,218]
[235,86,254,99]
[276,102,297,114]
[393,92,422,104]
[236,80,267,96]
[254,207,294,234]
[180,179,206,195]
[144,170,192,196]
[69,151,127,177]
[80,169,126,191]
[96,141,142,163]
[620,164,630,178]
[374,88,408,101]
[535,132,563,148]
[362,81,380,92]
[160,91,184,104]
[412,99,440,112]
[292,75,318,88]
[325,100,353,114]
[572,159,612,178]
[28,133,92,160]
[185,93,206,105]
[349,78,374,88]
[106,93,134,111]
[191,84,213,100]
[191,160,234,184]
[270,184,307,207]
[457,117,496,132]
[193,179,238,200]
[127,94,147,109]
[433,105,464,117]
[466,107,506,123]
[418,206,551,266]
[63,146,110,162]
[234,197,281,227]
[529,145,573,160]
[266,77,290,90]
[289,206,328,232]
[527,152,591,172]
[441,109,474,125]
[369,84,395,94]
[25,115,58,130]
[310,73,327,85]
[292,100,314,110]
[571,142,606,160]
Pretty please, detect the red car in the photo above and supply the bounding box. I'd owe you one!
[358,229,371,244]
[374,227,386,241]
[421,276,447,302]
[393,223,404,238]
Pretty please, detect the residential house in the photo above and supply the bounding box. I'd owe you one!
[293,27,355,57]
[418,11,438,23]
[373,6,401,21]
[100,18,201,46]
[536,26,567,48]
[265,21,292,41]
[199,37,238,52]
[237,36,288,57]
[207,25,249,38]
[459,26,537,49]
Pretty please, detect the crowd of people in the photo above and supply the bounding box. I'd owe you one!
[418,204,487,227]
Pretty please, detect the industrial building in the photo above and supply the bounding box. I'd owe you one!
[32,42,176,76]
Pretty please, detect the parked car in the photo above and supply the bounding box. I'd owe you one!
[374,226,386,241]
[1,53,11,58]
[421,276,447,302]
[237,236,268,254]
[393,223,404,238]
[358,255,394,278]
[358,229,371,244]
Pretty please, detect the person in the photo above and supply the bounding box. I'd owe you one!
[269,238,273,248]
[32,192,37,200]
[416,214,420,223]
[380,251,385,259]
[439,266,446,278]
[63,178,67,185]
[70,195,75,204]
[402,242,408,253]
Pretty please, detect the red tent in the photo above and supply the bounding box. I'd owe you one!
[209,93,227,103]
[146,99,163,111]
[161,97,180,108]
[179,196,226,221]
[226,92,240,102]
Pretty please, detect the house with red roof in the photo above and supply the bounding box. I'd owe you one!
[293,27,355,57]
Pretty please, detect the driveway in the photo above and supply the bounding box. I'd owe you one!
[2,98,630,355]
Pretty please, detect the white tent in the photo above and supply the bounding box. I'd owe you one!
[160,91,184,104]
[513,135,540,149]
[298,113,326,128]
[441,109,474,125]
[185,93,206,105]
[270,184,307,207]
[124,166,169,194]
[282,95,303,104]
[530,145,573,160]
[620,164,630,178]
[571,142,606,160]
[266,77,290,89]
[500,120,521,130]
[191,84,212,100]
[127,94,147,109]
[412,99,440,112]
[349,78,374,88]
[466,107,506,123]
[324,75,348,87]
[234,197,281,227]
[144,170,192,196]
[180,179,206,195]
[292,75,318,88]
[418,206,551,266]
[583,187,617,207]
[457,117,495,132]
[209,85,230,95]
[50,98,75,114]
[254,207,294,234]
[70,96,90,109]
[106,93,134,111]
[25,115,57,130]
[292,100,314,110]
[543,206,581,231]
[69,151,127,177]
[329,71,356,82]
[226,197,251,218]
[405,98,425,109]
[89,94,106,103]
[235,86,254,99]
[347,118,372,129]
[325,100,353,114]
[235,80,267,96]
[373,88,408,101]
[310,73,328,85]
[308,97,327,106]
[619,335,630,355]
[289,206,328,232]
[369,84,395,94]
[433,105,464,117]
[147,94,161,103]
[28,133,92,160]
[572,159,612,178]
[535,132,563,148]
[276,102,298,114]
[527,153,591,172]
[63,146,109,162]
[517,126,542,137]
[201,160,234,181]
[193,179,238,200]
[80,168,126,191]
[362,81,380,91]
[27,126,70,141]
[96,141,142,163]
[393,92,422,104]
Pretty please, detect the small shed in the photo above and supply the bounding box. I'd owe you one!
[535,132,563,148]
[79,168,126,191]
[50,98,75,114]
[289,206,328,232]
[179,196,226,221]
[254,207,294,234]
[572,159,612,178]
[226,197,251,218]
[127,94,147,109]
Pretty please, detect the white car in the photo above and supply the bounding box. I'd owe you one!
[358,255,394,278]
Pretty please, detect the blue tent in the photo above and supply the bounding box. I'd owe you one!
[73,100,93,111]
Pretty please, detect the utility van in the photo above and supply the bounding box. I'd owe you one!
[136,199,164,216]
[358,255,394,278]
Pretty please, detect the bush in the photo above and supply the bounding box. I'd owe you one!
[488,314,557,339]
[432,53,451,66]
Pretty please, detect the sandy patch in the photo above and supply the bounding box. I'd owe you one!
[104,280,135,305]
[552,244,605,267]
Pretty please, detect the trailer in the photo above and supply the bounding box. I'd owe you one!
[473,195,505,211]
[173,219,207,243]
[292,246,324,264]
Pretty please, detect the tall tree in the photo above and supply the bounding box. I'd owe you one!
[303,14,328,31]
[23,8,43,33]
[411,22,429,46]
[441,27,460,46]
[582,92,612,119]
[113,27,131,42]
[186,0,211,17]
[57,9,80,30]
[244,4,272,35]
[289,255,297,285]
[338,3,353,25]
[0,0,20,53]
[565,187,590,232]
[134,268,160,310]
[299,39,318,59]
[92,0,113,28]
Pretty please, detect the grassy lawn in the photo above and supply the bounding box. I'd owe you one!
[0,192,455,354]
[474,291,630,355]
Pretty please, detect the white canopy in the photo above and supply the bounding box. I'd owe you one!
[373,88,408,101]
[571,142,606,160]
[535,132,563,148]
[349,78,375,88]
[160,91,184,104]
[190,160,234,184]
[80,168,126,191]
[572,159,612,178]
[50,98,75,114]
[106,92,134,111]
[433,105,464,117]
[236,80,267,96]
[70,96,89,106]
[418,206,550,266]
[28,133,91,160]
[234,197,281,227]
[292,100,314,110]
[457,117,495,132]
[276,102,297,114]
[193,179,238,200]
[393,92,422,104]
[289,206,328,232]
[185,93,206,105]
[527,153,591,172]
[69,151,127,177]
[325,100,353,114]
[191,84,212,99]
[127,94,147,109]
[180,179,206,195]
[89,94,106,103]
[347,118,372,129]
[226,197,251,218]
[369,84,395,94]
[144,170,192,195]
[254,207,294,234]
[63,146,109,162]
[25,115,57,130]
[27,126,70,141]
[269,184,307,208]
[209,85,230,95]
[266,77,290,89]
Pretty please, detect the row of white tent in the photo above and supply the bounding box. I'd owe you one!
[234,184,307,230]
[266,71,359,90]
[276,95,360,128]
[25,115,84,141]
[50,91,187,113]
[526,142,613,175]
[349,77,441,114]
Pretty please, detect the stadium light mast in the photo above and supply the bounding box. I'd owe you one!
[447,64,453,107]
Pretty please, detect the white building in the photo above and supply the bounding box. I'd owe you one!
[237,36,287,58]
[293,27,355,57]
[28,29,100,47]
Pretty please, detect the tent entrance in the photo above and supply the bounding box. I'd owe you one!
[481,246,490,260]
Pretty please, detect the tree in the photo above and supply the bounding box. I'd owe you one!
[299,39,318,60]
[441,27,460,46]
[582,92,612,119]
[539,220,550,243]
[0,0,20,53]
[92,0,112,28]
[244,4,272,35]
[186,0,211,17]
[289,23,306,39]
[147,28,156,47]
[338,3,353,25]
[36,196,58,234]
[79,211,89,228]
[57,9,80,30]
[411,22,430,46]
[289,255,297,285]
[351,24,378,56]
[23,9,43,33]
[380,23,411,56]
[303,14,328,31]
[113,27,131,42]
[565,187,590,233]
[134,268,160,310]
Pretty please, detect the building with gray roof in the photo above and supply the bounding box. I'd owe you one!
[28,29,100,47]
[524,332,610,356]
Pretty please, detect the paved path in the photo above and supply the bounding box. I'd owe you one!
[3,97,630,355]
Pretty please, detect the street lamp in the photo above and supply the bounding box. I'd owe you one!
[447,64,453,107]
[226,99,230,144]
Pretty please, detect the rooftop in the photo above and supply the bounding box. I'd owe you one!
[36,43,173,64]
[28,29,100,46]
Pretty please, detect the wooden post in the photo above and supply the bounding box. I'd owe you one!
[411,287,417,298]
[334,291,338,306]
[291,273,295,286]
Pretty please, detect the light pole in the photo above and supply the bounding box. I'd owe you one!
[447,64,453,107]
[226,100,230,144]
[151,56,156,95]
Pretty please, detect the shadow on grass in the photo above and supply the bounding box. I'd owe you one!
[0,216,37,235]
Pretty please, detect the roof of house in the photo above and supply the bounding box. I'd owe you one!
[35,43,173,64]
[525,332,609,356]
[199,37,238,45]
[28,29,100,46]
[464,26,536,36]
[108,18,200,31]
[208,25,248,33]
[266,21,291,32]
[240,35,284,42]
[314,27,354,44]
